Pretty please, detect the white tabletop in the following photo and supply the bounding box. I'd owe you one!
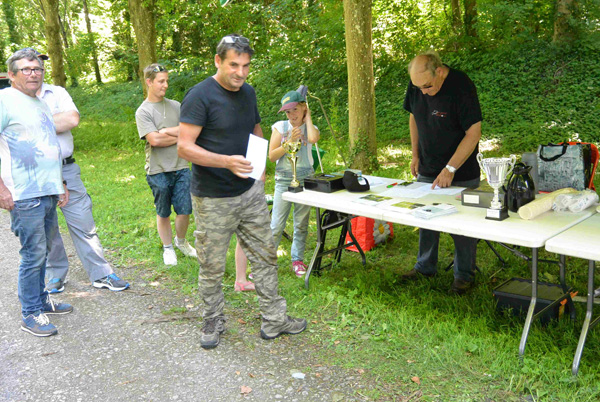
[545,214,600,261]
[283,178,595,249]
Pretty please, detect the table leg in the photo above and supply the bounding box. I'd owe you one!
[345,218,366,266]
[572,260,596,376]
[305,207,324,290]
[559,254,566,288]
[558,254,577,322]
[334,216,347,264]
[519,247,539,358]
[303,209,367,290]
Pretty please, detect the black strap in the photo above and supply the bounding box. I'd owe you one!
[62,156,76,165]
[539,143,568,162]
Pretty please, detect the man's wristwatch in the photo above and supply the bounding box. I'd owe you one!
[445,165,457,174]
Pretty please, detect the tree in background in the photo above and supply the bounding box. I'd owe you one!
[40,0,67,86]
[82,0,102,83]
[553,0,580,43]
[109,0,138,82]
[2,0,22,50]
[128,0,156,96]
[343,0,378,172]
[463,0,478,38]
[450,0,463,39]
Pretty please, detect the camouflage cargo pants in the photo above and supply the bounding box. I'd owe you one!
[192,180,288,323]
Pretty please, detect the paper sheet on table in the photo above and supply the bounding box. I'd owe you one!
[380,182,465,198]
[352,194,393,206]
[362,175,387,188]
[430,186,466,195]
[246,134,268,180]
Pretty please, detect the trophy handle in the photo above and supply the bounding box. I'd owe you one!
[506,154,517,179]
[476,152,484,170]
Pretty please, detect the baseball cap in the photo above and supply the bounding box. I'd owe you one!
[278,90,306,112]
[18,47,49,60]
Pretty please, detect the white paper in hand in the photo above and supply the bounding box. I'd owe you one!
[246,134,268,180]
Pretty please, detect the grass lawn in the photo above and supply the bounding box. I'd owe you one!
[72,124,600,401]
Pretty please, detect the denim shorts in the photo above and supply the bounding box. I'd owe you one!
[146,169,193,218]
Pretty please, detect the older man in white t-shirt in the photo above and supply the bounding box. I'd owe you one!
[35,50,129,294]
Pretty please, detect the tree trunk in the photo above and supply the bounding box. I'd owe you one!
[343,0,378,172]
[40,0,67,87]
[82,0,102,83]
[58,13,69,50]
[128,0,156,96]
[451,0,462,33]
[463,0,478,38]
[57,11,78,87]
[553,0,578,43]
[2,0,21,47]
[124,10,137,82]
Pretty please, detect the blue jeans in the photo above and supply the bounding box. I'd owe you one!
[414,175,480,282]
[270,170,312,262]
[10,196,59,316]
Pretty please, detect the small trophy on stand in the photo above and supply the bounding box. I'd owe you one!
[477,153,516,221]
[282,139,303,192]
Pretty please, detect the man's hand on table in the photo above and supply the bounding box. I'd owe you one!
[432,168,454,189]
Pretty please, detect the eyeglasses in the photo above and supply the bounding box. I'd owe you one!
[219,35,250,46]
[152,65,166,73]
[19,68,44,76]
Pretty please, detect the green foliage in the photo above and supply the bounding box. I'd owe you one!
[446,41,600,152]
[69,81,142,122]
[65,32,103,79]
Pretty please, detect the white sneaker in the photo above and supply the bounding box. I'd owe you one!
[163,247,177,266]
[175,239,197,258]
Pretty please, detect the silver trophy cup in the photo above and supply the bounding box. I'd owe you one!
[477,153,516,220]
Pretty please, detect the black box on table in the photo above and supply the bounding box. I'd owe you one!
[461,181,505,209]
[304,173,345,193]
[492,277,572,325]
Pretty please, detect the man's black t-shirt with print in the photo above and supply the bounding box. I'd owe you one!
[403,66,482,182]
[180,77,261,198]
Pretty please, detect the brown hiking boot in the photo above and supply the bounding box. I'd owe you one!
[450,278,475,295]
[260,316,307,340]
[401,268,435,280]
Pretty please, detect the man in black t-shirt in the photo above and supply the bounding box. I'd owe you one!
[402,50,482,295]
[178,34,307,349]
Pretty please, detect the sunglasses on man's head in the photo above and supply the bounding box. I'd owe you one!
[152,65,166,73]
[220,36,250,46]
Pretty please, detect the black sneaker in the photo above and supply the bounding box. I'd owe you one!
[46,278,65,293]
[21,312,57,337]
[260,315,307,340]
[450,278,475,295]
[200,316,226,349]
[41,295,73,315]
[93,274,130,291]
